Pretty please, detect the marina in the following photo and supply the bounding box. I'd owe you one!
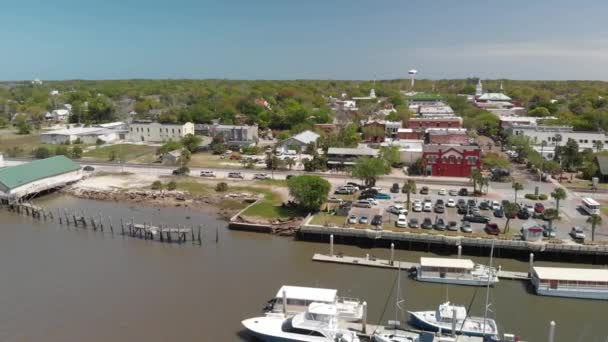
[415,257,499,287]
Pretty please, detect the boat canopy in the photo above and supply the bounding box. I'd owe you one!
[308,302,338,316]
[275,286,337,303]
[420,257,475,270]
[438,302,467,320]
[533,267,608,282]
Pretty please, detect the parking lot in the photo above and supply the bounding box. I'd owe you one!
[330,183,592,242]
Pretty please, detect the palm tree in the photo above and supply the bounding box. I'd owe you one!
[587,214,602,241]
[543,208,560,232]
[285,157,295,170]
[480,176,490,195]
[594,140,604,152]
[550,187,567,215]
[512,182,524,204]
[470,169,483,194]
[503,202,520,233]
[179,149,191,168]
[401,179,416,210]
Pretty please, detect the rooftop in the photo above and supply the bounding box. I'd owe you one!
[533,266,608,282]
[290,130,320,144]
[597,155,608,176]
[477,93,512,101]
[408,93,442,102]
[275,286,337,303]
[327,147,379,157]
[423,144,480,153]
[0,156,80,191]
[40,127,109,136]
[420,257,475,269]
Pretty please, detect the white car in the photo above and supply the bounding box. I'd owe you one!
[327,197,343,204]
[253,173,270,180]
[354,200,373,208]
[200,170,216,177]
[423,202,432,212]
[438,188,447,196]
[491,201,501,211]
[389,204,408,216]
[395,215,408,228]
[570,226,586,240]
[368,198,379,206]
[413,202,423,212]
[446,198,456,207]
[348,215,358,225]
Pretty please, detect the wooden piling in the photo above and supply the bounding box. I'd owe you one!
[197,225,202,244]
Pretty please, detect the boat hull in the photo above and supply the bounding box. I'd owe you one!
[416,275,497,287]
[535,288,608,300]
[409,312,496,338]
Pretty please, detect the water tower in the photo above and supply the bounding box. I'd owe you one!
[408,69,418,88]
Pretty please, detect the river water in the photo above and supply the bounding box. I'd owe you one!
[0,194,606,342]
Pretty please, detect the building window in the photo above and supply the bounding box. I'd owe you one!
[130,127,133,132]
[178,129,181,134]
[147,128,150,133]
[166,128,169,133]
[172,129,175,134]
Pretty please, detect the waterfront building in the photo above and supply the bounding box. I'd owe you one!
[128,121,195,143]
[531,266,608,300]
[422,145,481,177]
[415,257,499,286]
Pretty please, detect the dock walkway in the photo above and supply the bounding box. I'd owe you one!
[312,253,530,280]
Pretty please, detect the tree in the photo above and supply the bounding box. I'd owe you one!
[215,182,229,192]
[528,107,551,117]
[181,134,202,153]
[109,150,117,161]
[285,157,295,170]
[287,175,330,212]
[587,214,602,241]
[503,202,520,233]
[550,187,567,214]
[151,181,163,190]
[180,149,191,168]
[401,180,416,210]
[71,146,83,159]
[379,146,400,170]
[15,115,31,135]
[33,146,50,159]
[512,181,524,203]
[352,157,387,187]
[469,169,483,194]
[594,140,604,152]
[362,126,385,142]
[557,138,582,171]
[54,145,70,156]
[543,208,560,232]
[167,181,177,190]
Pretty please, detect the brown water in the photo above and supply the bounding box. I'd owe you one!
[0,194,606,342]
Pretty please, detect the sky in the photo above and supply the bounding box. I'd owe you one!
[1,0,608,81]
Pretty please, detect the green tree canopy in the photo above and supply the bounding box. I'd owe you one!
[287,175,330,211]
[352,157,387,187]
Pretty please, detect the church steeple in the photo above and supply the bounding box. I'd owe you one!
[475,79,483,97]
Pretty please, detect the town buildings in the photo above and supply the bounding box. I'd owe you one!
[326,146,378,168]
[276,130,320,153]
[421,145,481,177]
[507,125,608,151]
[427,128,471,145]
[362,120,402,141]
[128,121,195,143]
[383,139,424,165]
[41,126,123,144]
[408,117,463,129]
[195,123,258,146]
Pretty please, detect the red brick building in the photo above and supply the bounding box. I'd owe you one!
[422,145,481,177]
[408,117,463,130]
[427,129,471,145]
[397,128,424,140]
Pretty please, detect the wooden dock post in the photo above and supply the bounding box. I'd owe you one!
[197,225,202,244]
[458,245,462,259]
[91,216,97,231]
[215,226,219,243]
[120,217,125,235]
[160,224,164,242]
[108,216,113,234]
[130,217,134,236]
[98,213,103,231]
[191,225,195,242]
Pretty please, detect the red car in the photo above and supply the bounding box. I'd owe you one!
[485,223,501,235]
[534,203,545,213]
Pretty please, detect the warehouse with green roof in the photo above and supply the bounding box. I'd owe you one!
[0,156,83,203]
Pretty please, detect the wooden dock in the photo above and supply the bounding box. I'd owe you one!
[312,253,530,281]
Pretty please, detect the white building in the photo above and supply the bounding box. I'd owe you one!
[383,139,424,165]
[276,130,320,154]
[127,121,195,143]
[45,109,70,122]
[40,127,120,144]
[509,125,608,151]
[195,123,258,146]
[417,104,455,117]
[352,89,377,101]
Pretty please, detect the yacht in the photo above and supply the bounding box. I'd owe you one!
[243,302,360,342]
[264,285,364,321]
[415,258,499,287]
[408,302,498,338]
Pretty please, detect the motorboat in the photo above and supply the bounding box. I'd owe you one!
[243,302,360,342]
[415,258,499,287]
[408,302,498,338]
[264,285,364,321]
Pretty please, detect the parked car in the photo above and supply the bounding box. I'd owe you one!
[348,215,357,224]
[390,183,400,193]
[457,199,466,207]
[434,218,446,231]
[83,165,95,171]
[460,221,473,233]
[371,215,383,226]
[327,197,343,203]
[228,172,244,179]
[493,207,504,218]
[458,188,469,196]
[570,226,586,240]
[375,193,392,200]
[172,167,189,175]
[449,189,459,196]
[446,199,456,208]
[464,214,491,223]
[423,202,433,212]
[360,188,379,199]
[253,173,269,179]
[434,203,445,214]
[396,215,408,228]
[467,199,477,208]
[200,170,216,177]
[347,182,363,189]
[534,203,545,213]
[413,202,423,212]
[447,221,458,231]
[359,216,369,224]
[485,223,501,235]
[491,201,501,211]
[354,200,373,208]
[408,218,420,228]
[457,205,468,215]
[523,204,535,215]
[479,201,491,210]
[517,209,530,220]
[438,188,447,196]
[421,217,433,229]
[389,205,408,216]
[420,186,429,195]
[335,186,356,195]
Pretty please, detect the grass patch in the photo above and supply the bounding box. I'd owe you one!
[565,178,608,190]
[240,187,305,219]
[310,212,348,226]
[83,144,157,162]
[189,152,242,168]
[257,179,288,187]
[94,171,134,177]
[173,181,214,195]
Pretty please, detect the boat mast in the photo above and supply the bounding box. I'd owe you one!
[482,241,495,338]
[395,260,401,331]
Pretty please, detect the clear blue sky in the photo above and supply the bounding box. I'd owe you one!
[2,0,608,81]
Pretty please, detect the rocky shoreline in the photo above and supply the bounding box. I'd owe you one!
[64,187,259,219]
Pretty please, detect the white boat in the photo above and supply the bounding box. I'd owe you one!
[531,266,608,300]
[415,257,499,287]
[409,302,498,338]
[243,302,360,342]
[264,285,364,321]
